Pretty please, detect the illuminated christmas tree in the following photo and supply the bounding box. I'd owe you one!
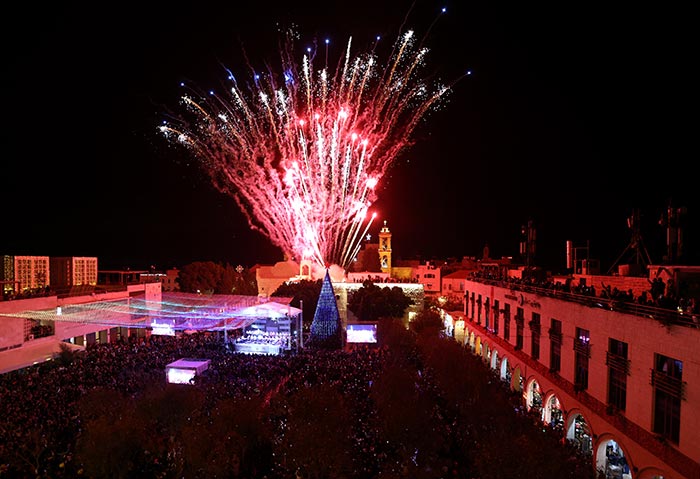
[308,268,343,349]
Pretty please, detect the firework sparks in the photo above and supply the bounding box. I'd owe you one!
[160,21,459,271]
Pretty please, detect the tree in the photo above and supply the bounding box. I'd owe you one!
[55,342,81,366]
[271,279,322,322]
[377,318,417,354]
[219,263,237,294]
[178,261,224,293]
[177,261,259,295]
[349,244,382,273]
[347,281,412,321]
[425,294,463,312]
[231,265,259,295]
[409,308,443,335]
[386,286,413,318]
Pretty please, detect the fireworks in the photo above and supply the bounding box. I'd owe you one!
[160,21,459,271]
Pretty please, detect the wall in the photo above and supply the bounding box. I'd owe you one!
[463,278,700,479]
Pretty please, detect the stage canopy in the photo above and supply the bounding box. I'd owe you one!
[4,292,302,333]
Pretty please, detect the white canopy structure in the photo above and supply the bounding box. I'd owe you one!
[5,292,302,333]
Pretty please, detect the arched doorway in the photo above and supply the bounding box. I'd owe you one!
[596,438,632,479]
[475,336,482,356]
[525,378,543,414]
[511,365,522,393]
[490,349,499,371]
[500,357,509,383]
[566,413,592,457]
[542,394,564,432]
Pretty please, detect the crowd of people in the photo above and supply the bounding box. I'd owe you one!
[233,330,291,355]
[0,332,412,478]
[470,270,700,320]
[0,329,595,478]
[235,330,290,346]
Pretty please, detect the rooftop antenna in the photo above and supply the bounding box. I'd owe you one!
[607,208,652,274]
[520,219,536,269]
[659,199,686,264]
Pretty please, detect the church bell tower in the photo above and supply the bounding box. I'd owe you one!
[378,220,392,275]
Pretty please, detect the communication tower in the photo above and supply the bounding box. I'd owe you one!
[607,209,652,274]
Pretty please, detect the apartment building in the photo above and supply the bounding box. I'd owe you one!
[0,255,50,296]
[460,270,700,479]
[49,256,98,293]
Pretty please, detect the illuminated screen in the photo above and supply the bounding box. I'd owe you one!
[165,359,209,384]
[151,318,176,336]
[167,368,196,384]
[346,323,378,343]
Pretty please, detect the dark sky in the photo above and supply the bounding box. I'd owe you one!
[4,1,697,273]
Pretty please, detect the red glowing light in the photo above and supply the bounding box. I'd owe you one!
[161,28,456,270]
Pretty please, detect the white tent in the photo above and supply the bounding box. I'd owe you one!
[235,302,302,319]
[6,293,302,333]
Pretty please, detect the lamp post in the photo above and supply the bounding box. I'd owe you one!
[299,300,304,349]
[224,316,229,350]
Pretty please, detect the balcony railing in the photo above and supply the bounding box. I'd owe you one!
[573,339,591,357]
[548,328,563,343]
[650,369,686,400]
[606,352,631,375]
[468,277,699,329]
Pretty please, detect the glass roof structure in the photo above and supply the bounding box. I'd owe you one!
[4,292,302,332]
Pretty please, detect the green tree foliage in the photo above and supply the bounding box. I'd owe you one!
[409,307,444,335]
[55,341,82,366]
[377,318,418,356]
[231,266,259,295]
[386,286,413,318]
[178,261,224,294]
[220,263,237,294]
[425,295,463,312]
[348,281,382,321]
[178,261,259,295]
[9,428,51,478]
[271,279,321,322]
[349,244,382,272]
[347,281,412,321]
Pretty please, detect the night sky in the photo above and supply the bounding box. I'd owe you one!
[4,1,697,273]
